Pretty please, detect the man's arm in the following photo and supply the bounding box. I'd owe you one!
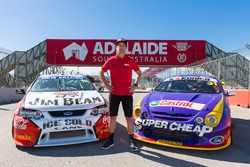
[99,70,113,92]
[129,69,141,93]
[134,70,141,86]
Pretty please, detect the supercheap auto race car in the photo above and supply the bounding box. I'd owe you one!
[133,75,233,150]
[12,75,110,147]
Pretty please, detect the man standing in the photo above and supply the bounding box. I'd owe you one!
[99,38,141,151]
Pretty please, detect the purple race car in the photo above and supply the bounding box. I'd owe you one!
[133,75,233,150]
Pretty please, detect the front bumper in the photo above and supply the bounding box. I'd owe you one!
[12,113,110,147]
[133,126,231,150]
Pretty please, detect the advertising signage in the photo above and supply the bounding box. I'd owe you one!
[46,39,206,66]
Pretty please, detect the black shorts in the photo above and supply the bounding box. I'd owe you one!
[109,94,133,117]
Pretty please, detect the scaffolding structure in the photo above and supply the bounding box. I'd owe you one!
[0,41,62,87]
[0,41,249,88]
[142,42,250,89]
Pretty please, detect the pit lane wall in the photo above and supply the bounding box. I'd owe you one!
[227,90,250,108]
[0,88,24,105]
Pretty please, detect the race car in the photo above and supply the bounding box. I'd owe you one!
[133,75,233,150]
[12,75,110,147]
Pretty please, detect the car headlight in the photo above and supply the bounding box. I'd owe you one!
[204,97,224,128]
[133,109,142,119]
[19,108,44,120]
[133,98,143,119]
[205,115,218,127]
[90,106,108,116]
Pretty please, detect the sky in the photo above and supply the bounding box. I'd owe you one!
[0,0,250,74]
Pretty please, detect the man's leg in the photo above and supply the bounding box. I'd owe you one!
[109,116,117,140]
[110,116,117,133]
[125,117,139,151]
[125,117,133,135]
[121,95,134,134]
[122,96,139,151]
[102,94,120,150]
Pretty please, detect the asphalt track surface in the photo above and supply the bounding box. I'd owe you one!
[0,93,250,167]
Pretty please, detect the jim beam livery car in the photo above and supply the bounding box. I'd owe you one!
[12,75,110,147]
[133,75,233,150]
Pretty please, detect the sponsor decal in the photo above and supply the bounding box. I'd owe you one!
[28,96,102,106]
[158,139,182,146]
[177,53,187,63]
[63,42,88,62]
[93,41,168,55]
[134,127,139,133]
[16,134,32,141]
[14,120,28,130]
[207,81,214,85]
[43,119,92,130]
[181,76,211,81]
[209,136,224,145]
[207,81,219,87]
[81,80,89,83]
[124,63,130,67]
[172,42,191,52]
[46,39,206,66]
[135,119,213,137]
[93,55,168,64]
[164,76,219,84]
[150,101,160,107]
[173,42,190,64]
[195,117,204,124]
[39,75,87,80]
[100,129,109,133]
[63,111,73,116]
[149,100,205,111]
[102,115,110,124]
[54,91,80,98]
[173,77,182,80]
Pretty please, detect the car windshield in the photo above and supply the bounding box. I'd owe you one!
[154,79,221,94]
[30,77,95,92]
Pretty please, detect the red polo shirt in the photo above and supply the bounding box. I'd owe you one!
[102,55,139,96]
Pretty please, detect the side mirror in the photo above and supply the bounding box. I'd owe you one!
[98,86,104,92]
[16,89,26,94]
[225,90,235,96]
[221,82,225,88]
[146,88,154,92]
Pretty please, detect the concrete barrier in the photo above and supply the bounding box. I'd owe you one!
[1,88,248,108]
[0,88,25,105]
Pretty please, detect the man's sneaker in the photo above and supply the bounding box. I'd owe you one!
[101,139,114,150]
[129,140,139,151]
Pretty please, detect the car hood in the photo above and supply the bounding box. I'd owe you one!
[144,91,222,115]
[23,90,105,111]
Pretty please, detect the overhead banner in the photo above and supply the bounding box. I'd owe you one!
[46,39,206,66]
